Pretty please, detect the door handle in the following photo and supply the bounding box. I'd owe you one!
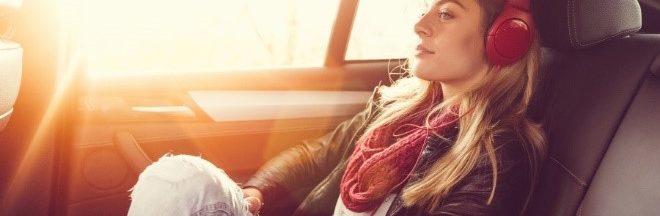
[131,105,196,118]
[114,131,152,174]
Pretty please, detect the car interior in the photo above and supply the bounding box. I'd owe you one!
[0,0,659,215]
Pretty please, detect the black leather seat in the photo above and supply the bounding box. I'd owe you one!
[526,0,660,215]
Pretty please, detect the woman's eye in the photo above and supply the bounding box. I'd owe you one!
[438,11,454,20]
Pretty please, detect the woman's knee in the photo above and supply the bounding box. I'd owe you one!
[128,154,250,216]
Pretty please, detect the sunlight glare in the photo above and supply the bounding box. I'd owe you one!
[62,0,340,78]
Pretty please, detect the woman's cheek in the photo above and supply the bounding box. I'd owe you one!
[463,26,487,66]
[434,41,471,79]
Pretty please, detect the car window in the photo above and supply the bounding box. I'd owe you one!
[344,0,422,61]
[63,0,341,78]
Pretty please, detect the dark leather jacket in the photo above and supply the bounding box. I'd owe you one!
[243,91,533,216]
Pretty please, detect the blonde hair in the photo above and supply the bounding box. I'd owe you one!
[362,1,547,213]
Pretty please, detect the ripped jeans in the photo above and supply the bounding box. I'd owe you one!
[127,154,254,216]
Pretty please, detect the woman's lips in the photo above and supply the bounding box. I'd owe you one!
[415,45,435,57]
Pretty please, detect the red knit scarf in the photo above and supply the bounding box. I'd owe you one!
[339,108,458,212]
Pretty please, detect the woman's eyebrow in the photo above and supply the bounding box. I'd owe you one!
[435,0,467,10]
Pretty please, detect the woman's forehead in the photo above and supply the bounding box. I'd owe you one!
[426,0,475,9]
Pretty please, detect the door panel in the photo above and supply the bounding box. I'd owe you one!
[67,117,354,216]
[64,77,385,215]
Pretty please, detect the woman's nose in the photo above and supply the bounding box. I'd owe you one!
[414,14,431,38]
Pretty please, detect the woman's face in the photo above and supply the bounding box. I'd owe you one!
[413,0,489,84]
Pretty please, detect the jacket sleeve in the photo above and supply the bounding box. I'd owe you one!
[428,135,534,216]
[241,92,377,208]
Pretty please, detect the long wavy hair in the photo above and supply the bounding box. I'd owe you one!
[361,0,546,214]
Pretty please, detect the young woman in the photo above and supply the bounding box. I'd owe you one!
[242,0,546,215]
[128,0,546,215]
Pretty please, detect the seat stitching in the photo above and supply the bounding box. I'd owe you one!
[567,0,576,47]
[548,156,587,186]
[577,27,641,47]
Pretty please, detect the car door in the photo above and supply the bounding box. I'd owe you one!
[46,0,421,215]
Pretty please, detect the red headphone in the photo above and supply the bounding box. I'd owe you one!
[485,0,535,66]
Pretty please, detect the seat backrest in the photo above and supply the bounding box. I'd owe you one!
[526,0,660,215]
[0,40,22,132]
[578,57,660,215]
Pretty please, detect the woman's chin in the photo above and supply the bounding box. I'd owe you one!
[413,75,431,81]
[411,69,435,81]
[412,70,457,83]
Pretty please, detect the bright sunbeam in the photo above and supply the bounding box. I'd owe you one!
[2,33,82,212]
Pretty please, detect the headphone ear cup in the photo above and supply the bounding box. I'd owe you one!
[486,5,534,66]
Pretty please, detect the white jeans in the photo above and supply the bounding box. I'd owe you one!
[128,154,254,216]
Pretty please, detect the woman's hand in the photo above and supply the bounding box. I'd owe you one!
[242,187,263,215]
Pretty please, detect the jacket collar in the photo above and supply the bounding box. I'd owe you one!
[385,127,458,216]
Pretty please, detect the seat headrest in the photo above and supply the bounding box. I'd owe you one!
[532,0,642,50]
